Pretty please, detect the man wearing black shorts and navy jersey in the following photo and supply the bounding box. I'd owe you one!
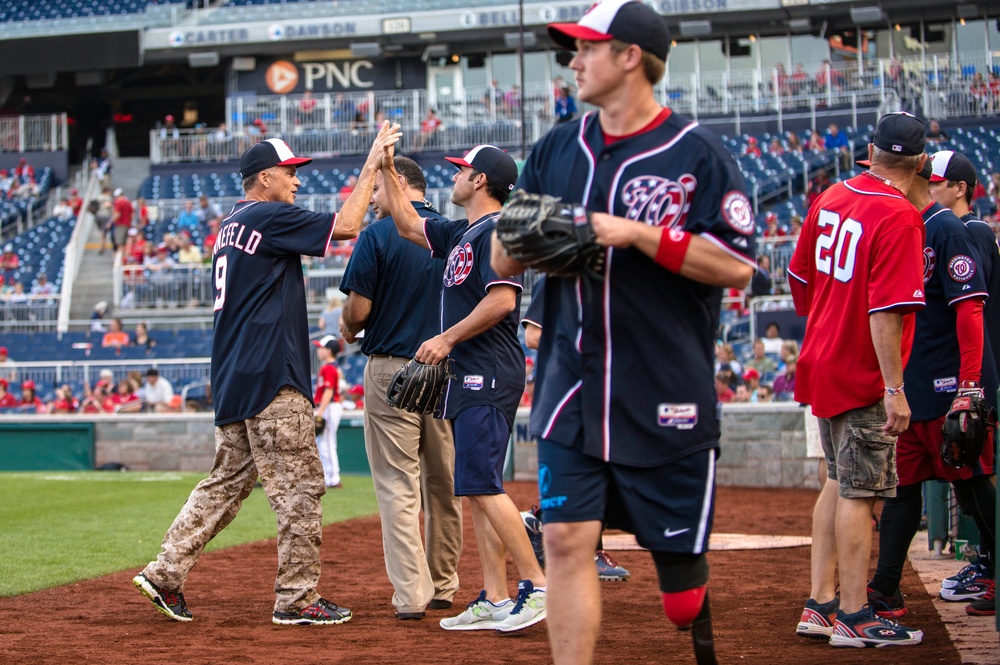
[379,144,547,633]
[133,126,400,625]
[339,155,464,621]
[492,1,756,662]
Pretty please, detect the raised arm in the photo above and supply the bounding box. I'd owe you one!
[379,144,429,249]
[332,122,402,241]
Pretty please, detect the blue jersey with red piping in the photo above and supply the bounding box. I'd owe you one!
[211,199,336,425]
[423,213,525,424]
[905,202,989,420]
[518,110,757,466]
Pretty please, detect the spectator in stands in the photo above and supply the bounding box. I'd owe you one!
[332,94,356,127]
[989,73,1000,113]
[102,318,130,349]
[413,108,442,152]
[761,321,784,354]
[751,254,773,298]
[90,300,108,333]
[7,281,28,320]
[18,380,43,412]
[298,90,318,121]
[13,157,34,181]
[143,368,176,412]
[160,114,179,141]
[30,273,56,303]
[124,228,147,264]
[788,215,803,237]
[67,188,82,216]
[144,244,177,299]
[772,63,790,99]
[762,211,784,238]
[744,136,762,158]
[109,379,142,413]
[746,338,778,375]
[96,187,114,253]
[49,384,79,414]
[111,188,134,252]
[772,357,796,399]
[824,123,851,170]
[53,197,74,221]
[786,131,803,154]
[554,86,577,123]
[126,370,144,398]
[177,233,203,265]
[768,138,784,156]
[132,322,156,353]
[249,117,268,138]
[338,175,358,202]
[17,178,39,200]
[806,130,825,152]
[0,346,14,382]
[203,218,220,255]
[94,148,113,188]
[0,378,17,407]
[778,339,799,371]
[790,64,809,95]
[714,342,743,378]
[81,379,112,414]
[732,384,751,403]
[806,168,831,207]
[925,119,950,145]
[715,371,735,403]
[196,194,222,224]
[316,294,343,335]
[0,170,11,192]
[815,59,845,91]
[970,72,989,110]
[743,368,762,401]
[503,84,521,118]
[163,233,182,257]
[208,122,232,160]
[1,244,18,284]
[175,199,199,233]
[756,384,775,403]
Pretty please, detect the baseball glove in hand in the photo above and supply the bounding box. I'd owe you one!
[314,415,326,436]
[496,190,605,277]
[941,387,996,468]
[385,358,453,416]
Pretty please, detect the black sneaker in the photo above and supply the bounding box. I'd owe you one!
[133,573,193,622]
[520,506,544,569]
[867,583,907,619]
[272,598,352,625]
[965,581,996,616]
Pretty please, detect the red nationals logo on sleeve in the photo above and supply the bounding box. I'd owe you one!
[443,242,474,287]
[922,247,936,284]
[948,255,976,283]
[721,191,755,235]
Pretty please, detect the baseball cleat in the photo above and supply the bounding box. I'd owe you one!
[595,550,630,581]
[440,591,513,631]
[272,598,352,625]
[795,597,838,639]
[133,573,193,622]
[496,580,546,633]
[829,605,923,648]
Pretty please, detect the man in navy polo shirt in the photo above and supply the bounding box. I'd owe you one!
[378,144,547,633]
[133,126,400,626]
[339,155,464,621]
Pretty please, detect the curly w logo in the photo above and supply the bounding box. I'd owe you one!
[621,174,697,227]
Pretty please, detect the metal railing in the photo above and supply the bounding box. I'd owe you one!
[0,294,60,332]
[7,357,211,397]
[0,114,69,153]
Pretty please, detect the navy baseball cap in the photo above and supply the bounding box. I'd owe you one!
[548,0,671,62]
[239,138,312,179]
[872,111,925,157]
[445,145,519,192]
[930,150,978,187]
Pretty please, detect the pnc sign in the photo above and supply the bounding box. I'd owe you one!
[239,57,427,95]
[265,61,299,94]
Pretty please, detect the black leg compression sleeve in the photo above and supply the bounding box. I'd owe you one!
[687,589,719,665]
[872,482,923,595]
[651,551,709,593]
[953,475,997,565]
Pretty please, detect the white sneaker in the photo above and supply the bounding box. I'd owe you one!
[439,591,514,631]
[496,580,546,633]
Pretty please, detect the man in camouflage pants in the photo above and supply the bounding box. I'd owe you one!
[133,131,398,625]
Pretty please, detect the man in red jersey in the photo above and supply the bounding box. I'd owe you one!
[788,112,927,648]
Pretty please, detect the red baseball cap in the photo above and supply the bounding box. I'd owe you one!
[743,368,760,381]
[22,379,35,390]
[239,138,311,179]
[548,0,671,62]
[0,346,7,355]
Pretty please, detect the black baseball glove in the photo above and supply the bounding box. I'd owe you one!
[941,387,996,468]
[314,414,326,436]
[496,190,605,278]
[385,358,454,416]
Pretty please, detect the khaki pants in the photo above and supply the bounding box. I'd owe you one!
[142,387,326,612]
[364,355,463,614]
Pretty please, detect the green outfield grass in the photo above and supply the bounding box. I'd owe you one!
[0,471,379,597]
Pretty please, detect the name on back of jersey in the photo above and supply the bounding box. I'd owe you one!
[658,403,698,429]
[214,220,262,256]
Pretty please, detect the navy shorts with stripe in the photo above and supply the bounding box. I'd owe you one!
[537,438,717,554]
[452,405,511,496]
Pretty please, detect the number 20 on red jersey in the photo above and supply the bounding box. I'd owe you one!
[815,209,863,283]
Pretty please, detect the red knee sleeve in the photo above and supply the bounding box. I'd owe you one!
[661,585,707,627]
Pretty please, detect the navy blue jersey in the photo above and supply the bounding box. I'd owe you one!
[423,213,525,424]
[962,213,1000,405]
[339,201,445,357]
[521,275,545,331]
[211,200,336,425]
[904,203,989,420]
[519,110,757,466]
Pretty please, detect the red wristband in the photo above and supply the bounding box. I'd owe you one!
[655,227,692,273]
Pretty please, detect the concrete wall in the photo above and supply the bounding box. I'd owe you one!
[1,404,821,490]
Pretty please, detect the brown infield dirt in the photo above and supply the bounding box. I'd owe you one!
[0,483,962,664]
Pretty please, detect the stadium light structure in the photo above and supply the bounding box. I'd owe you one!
[787,18,811,33]
[955,4,978,19]
[679,20,712,38]
[350,42,383,59]
[188,52,219,68]
[849,6,884,24]
[421,44,449,62]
